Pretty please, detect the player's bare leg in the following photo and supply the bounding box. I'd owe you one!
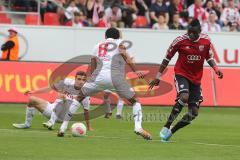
[128,96,152,140]
[13,96,48,129]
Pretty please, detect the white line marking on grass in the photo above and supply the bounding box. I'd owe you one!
[192,142,240,148]
[1,129,239,148]
[0,128,50,134]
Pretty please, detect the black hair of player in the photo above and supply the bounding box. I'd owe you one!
[75,71,87,78]
[188,19,201,32]
[105,27,120,39]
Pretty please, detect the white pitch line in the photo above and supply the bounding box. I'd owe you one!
[0,129,239,148]
[192,142,240,148]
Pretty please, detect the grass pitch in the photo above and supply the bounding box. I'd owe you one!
[0,104,240,160]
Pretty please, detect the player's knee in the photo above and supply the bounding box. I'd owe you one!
[28,96,38,106]
[179,93,189,104]
[189,103,199,119]
[189,112,198,121]
[128,97,138,105]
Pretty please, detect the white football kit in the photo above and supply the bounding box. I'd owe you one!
[81,38,135,99]
[43,78,90,121]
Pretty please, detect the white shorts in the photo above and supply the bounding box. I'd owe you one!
[82,74,135,99]
[42,102,55,119]
[42,97,90,120]
[81,96,90,110]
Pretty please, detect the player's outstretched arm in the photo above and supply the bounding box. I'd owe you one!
[25,86,52,95]
[90,57,97,74]
[119,44,144,79]
[149,37,178,89]
[207,59,223,79]
[149,59,169,90]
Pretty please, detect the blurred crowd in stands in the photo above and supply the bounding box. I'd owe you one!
[1,0,240,32]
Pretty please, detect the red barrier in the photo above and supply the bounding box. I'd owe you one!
[0,61,239,107]
[215,68,240,107]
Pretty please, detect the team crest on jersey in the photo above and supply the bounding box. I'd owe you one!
[199,45,204,51]
[180,84,184,88]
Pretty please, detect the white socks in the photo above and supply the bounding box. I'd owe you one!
[81,96,90,110]
[116,99,124,115]
[48,99,63,125]
[48,111,58,126]
[132,102,142,132]
[25,106,35,126]
[60,121,69,133]
[60,99,80,133]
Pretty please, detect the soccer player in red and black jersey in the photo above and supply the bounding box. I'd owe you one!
[149,19,223,141]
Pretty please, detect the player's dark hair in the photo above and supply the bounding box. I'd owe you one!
[188,19,201,32]
[105,27,120,39]
[75,71,87,78]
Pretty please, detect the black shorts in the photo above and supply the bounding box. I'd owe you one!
[174,74,203,104]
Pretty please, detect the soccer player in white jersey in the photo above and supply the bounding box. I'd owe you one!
[12,71,93,131]
[58,28,152,140]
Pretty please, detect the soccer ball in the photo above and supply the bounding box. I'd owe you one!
[71,123,87,137]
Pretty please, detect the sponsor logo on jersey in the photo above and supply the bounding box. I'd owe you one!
[199,45,204,51]
[187,55,201,61]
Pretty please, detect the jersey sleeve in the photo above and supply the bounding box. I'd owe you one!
[165,37,181,61]
[204,35,214,62]
[206,42,214,62]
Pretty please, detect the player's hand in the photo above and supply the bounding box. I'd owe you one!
[57,93,67,101]
[136,71,145,79]
[24,90,33,95]
[119,44,126,54]
[149,79,160,90]
[216,70,223,79]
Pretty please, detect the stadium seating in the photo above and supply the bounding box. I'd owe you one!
[43,13,60,26]
[25,14,40,25]
[134,16,148,28]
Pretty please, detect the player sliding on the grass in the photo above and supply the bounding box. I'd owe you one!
[57,27,152,140]
[149,19,223,142]
[13,71,93,131]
